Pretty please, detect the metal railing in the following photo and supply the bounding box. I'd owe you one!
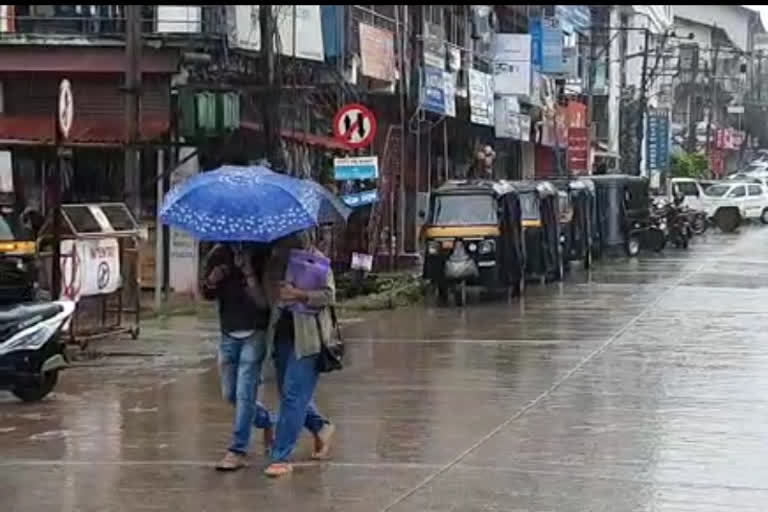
[0,5,226,39]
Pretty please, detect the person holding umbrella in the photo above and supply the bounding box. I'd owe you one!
[161,165,351,473]
[201,242,274,471]
[262,231,336,478]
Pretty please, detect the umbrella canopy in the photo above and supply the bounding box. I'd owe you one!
[160,165,350,242]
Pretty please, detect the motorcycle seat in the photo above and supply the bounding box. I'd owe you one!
[0,303,63,329]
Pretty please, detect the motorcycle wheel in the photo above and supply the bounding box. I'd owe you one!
[691,216,707,235]
[12,370,58,403]
[625,235,641,257]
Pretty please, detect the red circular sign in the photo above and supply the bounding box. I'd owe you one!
[333,103,378,150]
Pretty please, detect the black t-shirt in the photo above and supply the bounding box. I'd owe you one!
[202,245,270,333]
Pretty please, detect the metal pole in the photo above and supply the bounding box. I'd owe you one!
[706,43,720,158]
[260,5,283,171]
[124,4,142,215]
[636,27,649,176]
[51,148,62,300]
[397,5,407,260]
[154,149,164,311]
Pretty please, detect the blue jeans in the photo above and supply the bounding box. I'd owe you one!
[218,332,273,455]
[270,336,329,462]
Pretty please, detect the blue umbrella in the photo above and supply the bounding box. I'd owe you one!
[160,165,351,242]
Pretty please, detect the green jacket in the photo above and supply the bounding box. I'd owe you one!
[264,252,336,359]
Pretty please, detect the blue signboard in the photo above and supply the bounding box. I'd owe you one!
[342,189,379,208]
[334,156,379,181]
[421,65,446,115]
[647,114,670,171]
[530,17,563,74]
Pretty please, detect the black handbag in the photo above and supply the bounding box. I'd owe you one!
[316,307,344,373]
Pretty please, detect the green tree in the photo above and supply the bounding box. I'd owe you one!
[670,151,709,179]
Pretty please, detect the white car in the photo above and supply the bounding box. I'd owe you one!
[702,181,768,231]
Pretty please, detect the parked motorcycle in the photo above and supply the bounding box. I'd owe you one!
[0,301,75,402]
[647,197,669,252]
[668,193,691,249]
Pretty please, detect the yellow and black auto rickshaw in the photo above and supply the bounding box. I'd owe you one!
[421,180,525,306]
[0,204,39,305]
[550,178,596,269]
[511,180,564,284]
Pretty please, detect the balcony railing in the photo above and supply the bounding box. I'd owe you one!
[0,5,226,39]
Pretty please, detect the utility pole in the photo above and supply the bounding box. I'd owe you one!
[705,42,720,158]
[586,29,597,175]
[124,4,142,215]
[259,5,284,172]
[635,27,649,176]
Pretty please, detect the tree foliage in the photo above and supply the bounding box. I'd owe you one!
[670,151,709,179]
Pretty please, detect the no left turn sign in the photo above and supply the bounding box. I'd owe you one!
[58,79,74,139]
[333,103,377,149]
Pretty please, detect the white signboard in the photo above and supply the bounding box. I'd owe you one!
[492,33,531,96]
[169,147,199,294]
[351,252,373,272]
[60,238,121,302]
[58,79,74,139]
[157,6,201,33]
[227,5,325,62]
[469,69,494,126]
[443,71,457,117]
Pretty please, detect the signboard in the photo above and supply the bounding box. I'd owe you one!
[421,65,446,115]
[423,22,446,69]
[169,146,199,294]
[646,114,670,171]
[555,6,591,34]
[567,127,589,174]
[351,252,374,272]
[59,238,121,302]
[333,103,377,149]
[444,71,457,117]
[492,33,531,96]
[227,5,324,62]
[334,156,379,181]
[341,188,379,208]
[359,23,395,82]
[530,17,564,74]
[58,79,74,139]
[157,6,201,33]
[494,96,530,141]
[469,69,494,126]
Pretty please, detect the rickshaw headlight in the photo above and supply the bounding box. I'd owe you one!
[427,241,440,255]
[478,240,495,254]
[468,242,478,252]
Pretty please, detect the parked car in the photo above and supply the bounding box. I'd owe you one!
[701,181,768,232]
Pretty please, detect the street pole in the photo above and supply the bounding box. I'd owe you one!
[259,5,284,172]
[586,30,596,175]
[705,43,720,158]
[635,27,649,176]
[124,4,142,215]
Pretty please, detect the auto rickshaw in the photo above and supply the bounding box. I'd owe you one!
[590,174,651,257]
[510,180,563,284]
[421,180,525,306]
[550,178,596,269]
[0,204,39,305]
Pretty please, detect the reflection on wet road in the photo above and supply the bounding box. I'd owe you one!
[3,228,768,511]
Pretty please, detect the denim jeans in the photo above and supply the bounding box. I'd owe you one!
[218,331,273,455]
[270,336,329,462]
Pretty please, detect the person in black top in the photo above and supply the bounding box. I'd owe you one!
[201,242,274,471]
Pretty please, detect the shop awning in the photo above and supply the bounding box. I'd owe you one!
[0,46,179,74]
[0,115,169,146]
[239,121,352,152]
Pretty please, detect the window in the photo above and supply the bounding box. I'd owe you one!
[748,185,763,196]
[728,185,746,198]
[431,194,497,226]
[705,184,730,197]
[676,181,700,197]
[519,192,540,220]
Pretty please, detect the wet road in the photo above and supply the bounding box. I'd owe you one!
[3,227,768,511]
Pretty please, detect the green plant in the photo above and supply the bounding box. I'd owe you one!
[670,152,709,179]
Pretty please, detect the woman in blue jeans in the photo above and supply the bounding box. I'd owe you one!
[202,243,274,471]
[263,232,336,477]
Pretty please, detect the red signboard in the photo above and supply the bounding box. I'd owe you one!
[567,126,589,174]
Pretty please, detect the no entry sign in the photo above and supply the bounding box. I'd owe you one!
[333,103,377,149]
